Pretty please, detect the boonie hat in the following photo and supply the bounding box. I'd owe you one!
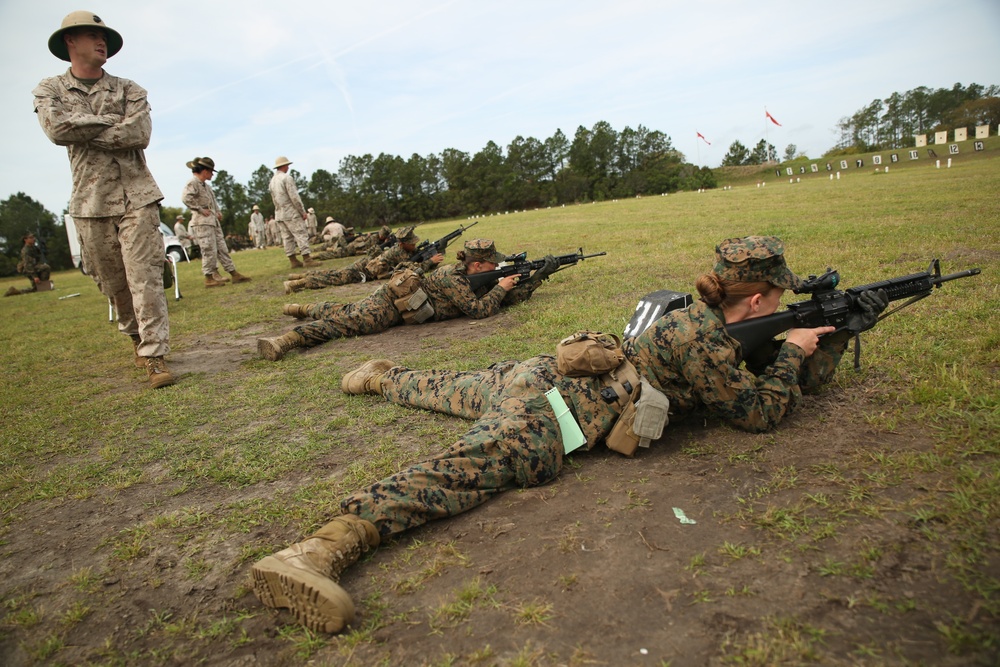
[713,236,803,290]
[185,157,217,172]
[49,11,123,62]
[274,156,293,169]
[395,226,418,243]
[463,239,505,264]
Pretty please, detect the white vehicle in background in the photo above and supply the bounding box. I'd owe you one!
[64,214,190,274]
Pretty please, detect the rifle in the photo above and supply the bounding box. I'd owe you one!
[410,221,479,263]
[725,259,981,369]
[466,248,606,291]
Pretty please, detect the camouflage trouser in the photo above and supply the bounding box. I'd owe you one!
[342,356,609,537]
[303,260,369,290]
[277,217,310,256]
[75,203,170,357]
[191,221,235,275]
[312,245,352,260]
[294,285,404,347]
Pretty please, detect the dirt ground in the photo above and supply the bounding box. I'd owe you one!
[1,307,996,666]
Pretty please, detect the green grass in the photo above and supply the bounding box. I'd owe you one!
[1,149,998,665]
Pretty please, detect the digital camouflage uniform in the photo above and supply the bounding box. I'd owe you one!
[182,175,236,276]
[299,228,434,290]
[293,261,541,348]
[313,226,390,260]
[33,68,169,357]
[20,242,51,284]
[342,356,622,536]
[268,169,310,256]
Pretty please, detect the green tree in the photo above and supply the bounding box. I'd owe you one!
[721,140,750,166]
[212,170,250,235]
[246,165,274,217]
[0,193,68,275]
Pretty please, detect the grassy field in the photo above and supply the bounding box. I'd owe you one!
[0,149,997,666]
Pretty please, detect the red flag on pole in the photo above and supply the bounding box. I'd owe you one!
[766,110,782,126]
[696,132,711,146]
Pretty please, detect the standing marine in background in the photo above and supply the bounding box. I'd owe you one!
[32,10,174,388]
[305,207,319,241]
[181,157,251,288]
[249,204,266,249]
[173,213,196,257]
[269,156,320,269]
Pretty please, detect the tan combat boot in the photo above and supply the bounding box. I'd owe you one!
[287,273,306,280]
[257,331,306,361]
[229,270,252,284]
[289,255,304,268]
[282,303,313,319]
[302,254,322,267]
[252,514,380,634]
[205,275,228,288]
[341,359,394,395]
[284,279,307,295]
[131,335,145,369]
[145,356,176,389]
[210,272,231,283]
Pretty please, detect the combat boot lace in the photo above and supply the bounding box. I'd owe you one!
[341,359,394,395]
[282,303,314,319]
[251,514,380,634]
[257,331,306,361]
[229,270,252,283]
[145,356,175,389]
[284,279,307,295]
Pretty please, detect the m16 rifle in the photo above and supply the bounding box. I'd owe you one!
[466,248,606,291]
[725,259,981,369]
[410,221,478,263]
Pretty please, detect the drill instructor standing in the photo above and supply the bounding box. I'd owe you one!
[33,10,174,389]
[268,156,320,269]
[181,156,252,288]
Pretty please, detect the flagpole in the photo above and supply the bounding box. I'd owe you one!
[764,108,769,164]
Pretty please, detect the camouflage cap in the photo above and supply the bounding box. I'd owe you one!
[185,156,217,172]
[713,236,803,290]
[378,225,392,237]
[49,11,123,62]
[463,238,505,264]
[395,226,418,243]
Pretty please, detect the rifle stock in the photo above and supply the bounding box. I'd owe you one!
[725,259,981,360]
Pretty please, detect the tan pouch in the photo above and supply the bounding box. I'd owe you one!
[556,330,625,377]
[387,269,422,298]
[395,288,434,324]
[605,378,670,457]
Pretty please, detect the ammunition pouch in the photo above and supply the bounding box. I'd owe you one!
[388,269,434,324]
[556,330,625,377]
[605,377,670,457]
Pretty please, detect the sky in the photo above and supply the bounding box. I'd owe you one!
[3,0,999,218]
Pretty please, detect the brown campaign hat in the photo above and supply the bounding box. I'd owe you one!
[185,156,217,172]
[49,11,123,62]
[713,236,803,290]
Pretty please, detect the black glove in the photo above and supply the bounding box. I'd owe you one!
[532,255,560,282]
[847,288,888,333]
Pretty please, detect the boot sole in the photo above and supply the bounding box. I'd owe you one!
[258,339,284,361]
[251,556,354,633]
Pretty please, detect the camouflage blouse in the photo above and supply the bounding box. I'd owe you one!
[421,264,540,321]
[33,69,163,218]
[623,300,847,433]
